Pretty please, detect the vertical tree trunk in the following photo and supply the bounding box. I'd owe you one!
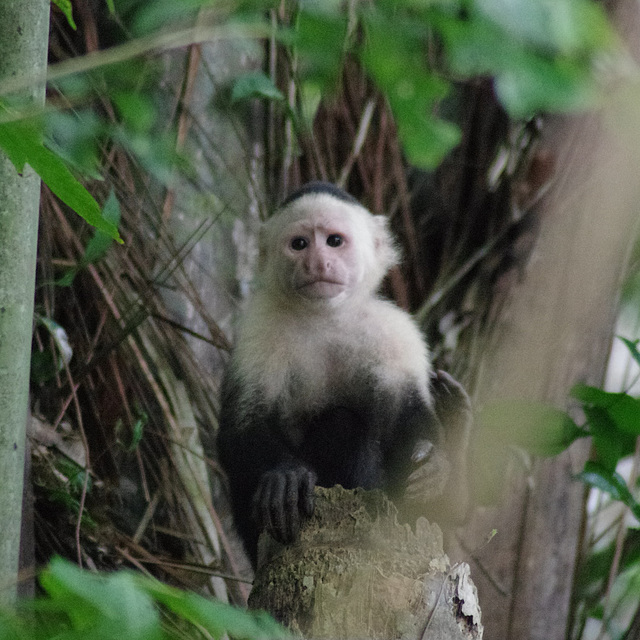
[464,3,640,633]
[0,0,49,606]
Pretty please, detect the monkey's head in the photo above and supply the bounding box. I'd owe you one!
[259,182,400,307]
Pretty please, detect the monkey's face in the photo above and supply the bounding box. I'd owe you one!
[260,193,399,306]
[279,211,364,302]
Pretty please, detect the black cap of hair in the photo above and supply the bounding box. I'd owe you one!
[280,181,360,208]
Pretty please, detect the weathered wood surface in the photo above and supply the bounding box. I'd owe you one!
[249,486,483,639]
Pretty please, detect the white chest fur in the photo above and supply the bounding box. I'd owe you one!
[233,295,432,414]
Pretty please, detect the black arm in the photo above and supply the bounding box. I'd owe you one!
[381,385,448,499]
[400,370,472,525]
[217,370,316,561]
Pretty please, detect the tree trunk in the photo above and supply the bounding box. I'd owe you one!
[249,486,483,640]
[0,0,49,606]
[462,4,640,634]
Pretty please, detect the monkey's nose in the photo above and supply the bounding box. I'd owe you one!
[305,252,332,276]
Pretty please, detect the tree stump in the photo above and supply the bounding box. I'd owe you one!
[248,486,483,639]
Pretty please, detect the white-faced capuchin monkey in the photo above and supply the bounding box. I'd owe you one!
[218,181,471,566]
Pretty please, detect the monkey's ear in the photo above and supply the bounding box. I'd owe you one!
[372,214,401,272]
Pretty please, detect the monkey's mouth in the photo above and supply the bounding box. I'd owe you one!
[298,279,346,299]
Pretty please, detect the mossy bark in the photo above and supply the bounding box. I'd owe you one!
[249,486,483,639]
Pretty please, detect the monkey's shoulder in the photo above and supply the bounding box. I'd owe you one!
[356,298,431,392]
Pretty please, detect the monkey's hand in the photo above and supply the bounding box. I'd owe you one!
[431,369,472,423]
[404,440,451,503]
[252,463,317,545]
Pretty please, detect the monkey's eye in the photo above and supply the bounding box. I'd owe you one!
[326,234,343,248]
[290,237,308,251]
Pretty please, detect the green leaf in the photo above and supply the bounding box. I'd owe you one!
[294,8,349,91]
[52,0,77,30]
[39,559,162,639]
[128,0,214,36]
[83,190,121,264]
[231,71,285,104]
[437,13,598,118]
[494,56,596,118]
[129,416,146,451]
[56,191,121,286]
[112,91,157,133]
[436,14,518,77]
[116,405,148,452]
[475,0,614,54]
[112,126,180,186]
[571,383,613,405]
[139,577,290,639]
[572,384,640,435]
[619,337,640,370]
[56,458,93,495]
[360,11,459,167]
[577,462,640,521]
[5,558,286,639]
[396,110,461,169]
[0,117,122,243]
[585,406,636,472]
[44,109,103,180]
[478,399,586,457]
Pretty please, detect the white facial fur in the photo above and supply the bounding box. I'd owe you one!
[259,193,399,306]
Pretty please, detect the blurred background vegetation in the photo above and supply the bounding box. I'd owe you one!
[3,0,640,638]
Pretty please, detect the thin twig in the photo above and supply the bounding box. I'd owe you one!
[337,98,376,188]
[1,22,268,99]
[162,41,202,226]
[414,206,534,326]
[62,362,91,569]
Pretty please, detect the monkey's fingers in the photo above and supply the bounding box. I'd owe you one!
[252,471,281,540]
[431,370,472,412]
[281,468,303,543]
[299,469,316,517]
[405,448,451,502]
[279,467,317,542]
[253,465,317,545]
[261,470,296,543]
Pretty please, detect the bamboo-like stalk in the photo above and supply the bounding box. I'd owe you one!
[0,0,50,606]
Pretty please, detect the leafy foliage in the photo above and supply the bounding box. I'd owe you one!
[0,558,287,640]
[1,0,619,236]
[0,53,178,243]
[0,114,120,242]
[230,0,618,169]
[51,0,76,30]
[577,462,640,521]
[477,337,640,638]
[478,338,640,519]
